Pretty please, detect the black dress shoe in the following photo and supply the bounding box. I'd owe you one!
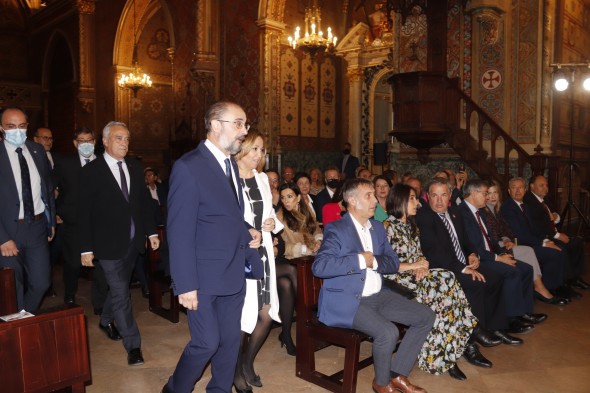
[161,384,172,393]
[448,364,466,380]
[141,286,150,299]
[94,307,103,315]
[244,372,262,387]
[127,348,144,366]
[494,330,523,345]
[557,285,582,300]
[570,278,590,290]
[99,322,122,341]
[233,385,253,393]
[520,313,547,324]
[471,326,502,347]
[64,295,75,305]
[534,291,568,305]
[507,319,534,334]
[463,343,492,368]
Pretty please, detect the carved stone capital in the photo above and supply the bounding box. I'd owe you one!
[475,12,500,45]
[75,0,95,14]
[347,68,364,82]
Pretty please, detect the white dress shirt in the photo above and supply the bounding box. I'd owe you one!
[4,140,45,218]
[350,214,382,297]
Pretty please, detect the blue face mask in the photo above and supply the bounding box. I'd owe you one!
[4,128,27,147]
[78,142,95,158]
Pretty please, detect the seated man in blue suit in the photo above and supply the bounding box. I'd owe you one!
[459,179,546,344]
[313,178,435,393]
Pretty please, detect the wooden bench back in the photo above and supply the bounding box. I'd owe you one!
[293,256,322,325]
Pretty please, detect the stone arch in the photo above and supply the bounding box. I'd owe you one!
[41,30,78,92]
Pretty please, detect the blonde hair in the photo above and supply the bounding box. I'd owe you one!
[234,130,266,172]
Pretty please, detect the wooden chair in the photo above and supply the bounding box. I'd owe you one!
[293,256,374,393]
[148,225,180,323]
[0,268,18,316]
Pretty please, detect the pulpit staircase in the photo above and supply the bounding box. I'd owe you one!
[389,72,559,201]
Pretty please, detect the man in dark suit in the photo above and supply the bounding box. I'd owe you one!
[524,175,588,290]
[53,127,107,306]
[162,102,262,393]
[337,142,360,180]
[416,177,506,364]
[460,179,546,342]
[0,106,56,312]
[79,121,159,366]
[500,177,571,300]
[313,166,340,223]
[313,178,434,393]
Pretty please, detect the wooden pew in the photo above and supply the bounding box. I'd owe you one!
[147,225,180,323]
[0,304,91,393]
[0,267,18,315]
[293,256,374,393]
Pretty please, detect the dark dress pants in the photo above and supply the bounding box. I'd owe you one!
[166,284,246,393]
[555,237,586,279]
[61,222,81,299]
[456,264,507,331]
[351,289,435,386]
[532,246,566,290]
[0,217,50,312]
[482,259,533,317]
[98,243,141,351]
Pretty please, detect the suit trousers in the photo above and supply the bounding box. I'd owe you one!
[555,237,586,280]
[61,222,81,299]
[0,217,50,312]
[166,285,246,393]
[531,246,566,291]
[352,289,435,386]
[482,259,533,317]
[98,243,141,351]
[456,264,507,331]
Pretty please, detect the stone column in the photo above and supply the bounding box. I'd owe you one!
[75,0,96,129]
[540,0,555,152]
[347,67,364,160]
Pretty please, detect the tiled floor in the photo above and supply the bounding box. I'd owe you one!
[42,246,590,393]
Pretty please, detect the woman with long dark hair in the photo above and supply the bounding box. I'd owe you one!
[384,184,477,380]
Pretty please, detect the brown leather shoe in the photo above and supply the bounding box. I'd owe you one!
[390,375,427,393]
[372,379,396,393]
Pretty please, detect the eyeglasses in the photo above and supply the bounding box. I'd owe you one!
[2,123,29,130]
[216,119,250,131]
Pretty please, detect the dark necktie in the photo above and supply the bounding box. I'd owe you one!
[519,203,527,217]
[224,158,238,203]
[84,158,90,165]
[16,148,35,223]
[475,211,493,251]
[541,201,557,231]
[438,213,466,264]
[117,161,135,238]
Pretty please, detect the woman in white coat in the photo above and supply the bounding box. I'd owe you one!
[233,130,284,393]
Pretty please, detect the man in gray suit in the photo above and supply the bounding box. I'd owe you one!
[0,106,56,312]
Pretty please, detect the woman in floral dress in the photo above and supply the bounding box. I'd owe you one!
[383,183,477,379]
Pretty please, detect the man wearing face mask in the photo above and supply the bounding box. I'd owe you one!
[0,106,56,312]
[337,142,360,180]
[313,167,341,224]
[54,127,107,307]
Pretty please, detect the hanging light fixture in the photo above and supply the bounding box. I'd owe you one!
[553,67,569,92]
[118,0,152,97]
[287,0,337,59]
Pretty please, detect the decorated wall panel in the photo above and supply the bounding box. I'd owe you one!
[319,58,336,138]
[300,55,319,137]
[279,48,299,136]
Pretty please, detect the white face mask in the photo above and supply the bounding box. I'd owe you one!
[3,128,27,147]
[77,142,95,158]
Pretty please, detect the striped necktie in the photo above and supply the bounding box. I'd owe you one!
[438,213,466,264]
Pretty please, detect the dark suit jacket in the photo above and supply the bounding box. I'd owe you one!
[337,154,360,180]
[458,202,498,264]
[78,155,156,260]
[415,205,477,276]
[312,213,399,328]
[499,198,544,247]
[522,191,557,239]
[166,141,261,297]
[313,187,333,223]
[0,140,55,244]
[54,155,84,225]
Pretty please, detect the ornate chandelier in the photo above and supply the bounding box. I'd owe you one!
[117,0,152,96]
[287,1,337,59]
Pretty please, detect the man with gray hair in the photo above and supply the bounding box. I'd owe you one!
[460,179,545,344]
[79,121,160,366]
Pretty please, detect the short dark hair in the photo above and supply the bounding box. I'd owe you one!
[144,167,159,177]
[294,171,311,184]
[73,126,94,140]
[373,175,392,188]
[528,174,545,186]
[204,101,241,133]
[0,106,28,124]
[341,178,373,210]
[386,183,419,236]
